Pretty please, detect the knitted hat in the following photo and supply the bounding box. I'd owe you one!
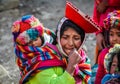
[12,15,43,33]
[104,10,120,30]
[104,44,120,72]
[65,1,101,33]
[16,26,44,45]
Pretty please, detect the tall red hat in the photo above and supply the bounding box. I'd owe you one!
[65,1,101,33]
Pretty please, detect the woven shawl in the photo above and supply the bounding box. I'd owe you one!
[14,44,91,84]
[14,43,66,84]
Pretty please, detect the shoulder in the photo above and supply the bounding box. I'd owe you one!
[98,47,110,64]
[99,47,110,58]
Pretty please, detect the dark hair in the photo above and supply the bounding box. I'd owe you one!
[108,52,120,73]
[56,19,85,42]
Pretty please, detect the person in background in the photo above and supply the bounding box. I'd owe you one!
[91,1,120,83]
[95,10,120,84]
[93,0,120,64]
[101,44,120,84]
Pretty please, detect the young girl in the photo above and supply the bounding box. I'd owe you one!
[95,10,120,84]
[93,0,120,64]
[92,1,120,82]
[101,44,120,84]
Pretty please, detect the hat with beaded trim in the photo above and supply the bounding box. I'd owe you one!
[65,1,101,33]
[104,10,120,30]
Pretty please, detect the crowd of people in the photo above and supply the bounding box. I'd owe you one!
[11,1,120,84]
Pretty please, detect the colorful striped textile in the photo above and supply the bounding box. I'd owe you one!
[14,43,91,84]
[73,49,92,84]
[15,43,66,84]
[14,43,92,84]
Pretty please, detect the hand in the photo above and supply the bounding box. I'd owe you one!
[96,33,106,51]
[66,49,81,75]
[11,21,20,33]
[97,1,108,13]
[68,49,81,65]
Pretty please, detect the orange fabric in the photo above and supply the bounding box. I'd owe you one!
[94,45,99,64]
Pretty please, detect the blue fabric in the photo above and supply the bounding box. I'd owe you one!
[91,64,98,84]
[22,15,32,21]
[102,74,112,84]
[101,74,120,84]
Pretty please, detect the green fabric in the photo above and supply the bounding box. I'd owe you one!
[26,67,75,84]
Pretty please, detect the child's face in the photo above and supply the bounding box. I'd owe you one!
[110,55,118,74]
[109,28,120,46]
[28,37,42,47]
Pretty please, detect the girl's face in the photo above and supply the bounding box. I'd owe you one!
[110,55,118,74]
[109,28,120,46]
[60,27,82,55]
[28,37,42,47]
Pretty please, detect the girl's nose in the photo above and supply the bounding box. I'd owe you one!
[68,39,74,46]
[112,36,117,41]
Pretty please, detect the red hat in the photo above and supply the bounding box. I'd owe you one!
[65,1,101,33]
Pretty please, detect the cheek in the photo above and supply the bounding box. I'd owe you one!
[109,36,112,42]
[109,35,114,42]
[117,37,120,43]
[110,67,115,74]
[39,39,42,46]
[35,39,42,47]
[75,41,81,49]
[60,38,67,47]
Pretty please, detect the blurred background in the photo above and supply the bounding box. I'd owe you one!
[0,0,95,83]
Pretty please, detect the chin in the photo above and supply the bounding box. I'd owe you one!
[65,51,70,56]
[63,50,71,56]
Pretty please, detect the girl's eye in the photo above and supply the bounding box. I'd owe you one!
[34,38,38,41]
[112,63,117,67]
[74,35,81,40]
[61,36,67,39]
[27,41,33,45]
[109,33,113,36]
[74,37,80,40]
[34,37,39,41]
